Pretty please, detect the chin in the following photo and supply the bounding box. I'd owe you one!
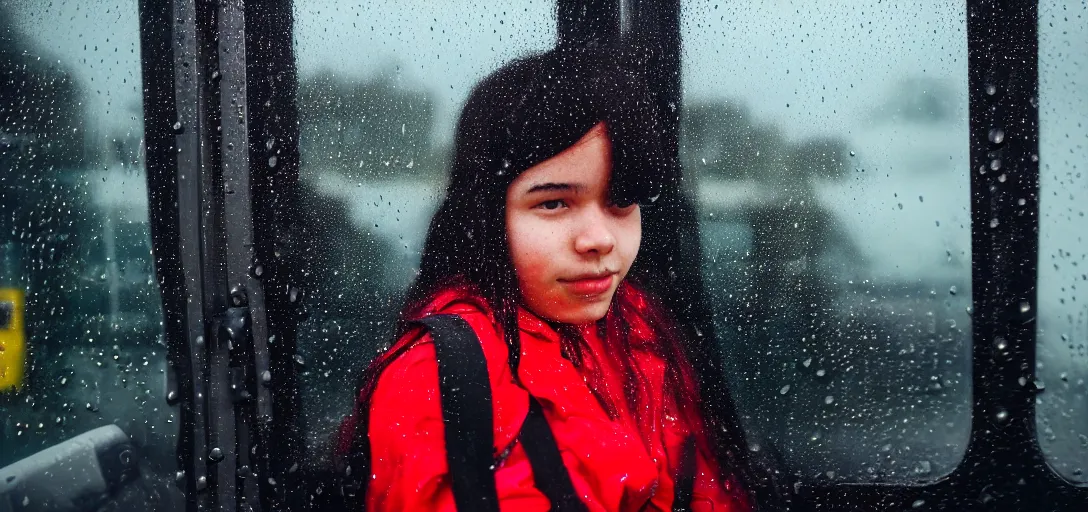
[545,297,612,325]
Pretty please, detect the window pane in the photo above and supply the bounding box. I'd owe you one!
[1037,0,1088,484]
[681,1,971,482]
[0,1,179,509]
[291,0,555,455]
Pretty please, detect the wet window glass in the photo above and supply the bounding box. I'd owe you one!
[0,1,179,509]
[1037,0,1088,483]
[291,0,556,455]
[681,1,971,482]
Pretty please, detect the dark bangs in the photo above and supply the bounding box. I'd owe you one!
[501,47,669,205]
[448,46,671,210]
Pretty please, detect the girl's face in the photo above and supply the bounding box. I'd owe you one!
[505,122,641,325]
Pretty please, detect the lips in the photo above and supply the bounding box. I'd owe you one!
[560,273,615,296]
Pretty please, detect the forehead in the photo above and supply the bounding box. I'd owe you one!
[509,122,612,193]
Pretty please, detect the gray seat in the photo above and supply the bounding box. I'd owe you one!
[0,426,138,512]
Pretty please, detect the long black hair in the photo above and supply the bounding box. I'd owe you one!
[344,45,790,510]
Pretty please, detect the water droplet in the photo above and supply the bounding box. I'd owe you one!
[1019,301,1031,313]
[988,128,1005,145]
[985,84,997,96]
[990,218,1000,228]
[802,358,812,368]
[990,159,1002,171]
[172,121,184,134]
[912,499,926,508]
[949,286,957,296]
[268,156,277,168]
[196,475,207,491]
[994,337,1008,351]
[995,408,1009,422]
[779,384,791,395]
[209,447,224,462]
[175,470,186,483]
[824,395,835,405]
[849,150,856,157]
[261,370,271,383]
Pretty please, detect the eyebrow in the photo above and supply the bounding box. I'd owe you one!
[524,182,583,195]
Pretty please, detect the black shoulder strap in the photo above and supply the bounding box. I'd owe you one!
[421,314,501,512]
[672,435,697,512]
[520,396,589,512]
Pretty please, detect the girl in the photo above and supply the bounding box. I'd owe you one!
[337,46,778,511]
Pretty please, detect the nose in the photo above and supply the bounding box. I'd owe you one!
[573,207,616,255]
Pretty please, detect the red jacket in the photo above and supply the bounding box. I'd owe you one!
[347,282,750,512]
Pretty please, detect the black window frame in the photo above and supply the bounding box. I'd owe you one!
[137,0,1088,510]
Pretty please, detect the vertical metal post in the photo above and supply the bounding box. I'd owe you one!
[142,0,292,509]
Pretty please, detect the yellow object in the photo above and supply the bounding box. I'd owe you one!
[0,288,25,392]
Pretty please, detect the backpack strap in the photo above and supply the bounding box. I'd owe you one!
[421,314,501,512]
[423,314,590,512]
[520,395,588,512]
[672,435,697,512]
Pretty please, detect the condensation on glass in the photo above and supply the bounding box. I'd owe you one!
[680,1,971,482]
[1036,0,1088,484]
[0,1,178,508]
[291,0,556,454]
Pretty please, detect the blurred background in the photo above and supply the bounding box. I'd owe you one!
[0,3,1083,511]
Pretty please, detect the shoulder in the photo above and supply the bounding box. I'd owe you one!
[374,286,513,400]
[367,286,526,448]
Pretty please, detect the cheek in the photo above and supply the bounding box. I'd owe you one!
[506,212,559,288]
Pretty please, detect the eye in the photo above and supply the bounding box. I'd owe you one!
[608,197,637,210]
[535,199,568,210]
